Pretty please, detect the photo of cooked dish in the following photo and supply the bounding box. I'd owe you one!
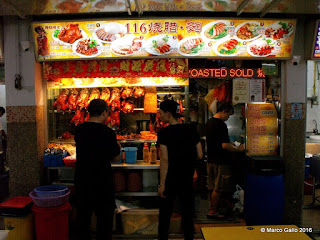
[178,37,205,56]
[202,0,230,11]
[92,0,126,11]
[265,21,293,40]
[110,36,143,56]
[145,35,178,55]
[247,38,276,57]
[93,22,126,43]
[235,21,261,41]
[201,20,230,41]
[56,0,86,13]
[72,38,102,58]
[52,24,87,45]
[213,38,240,56]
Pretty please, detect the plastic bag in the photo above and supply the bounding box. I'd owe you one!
[233,184,244,213]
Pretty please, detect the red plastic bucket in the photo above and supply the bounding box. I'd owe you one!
[32,203,71,240]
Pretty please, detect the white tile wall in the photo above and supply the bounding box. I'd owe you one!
[0,85,6,132]
[306,61,320,132]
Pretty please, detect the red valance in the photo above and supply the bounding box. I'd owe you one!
[43,59,188,80]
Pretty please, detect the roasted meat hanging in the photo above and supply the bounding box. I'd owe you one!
[133,87,145,98]
[100,88,111,103]
[71,109,85,126]
[85,88,101,108]
[76,89,89,110]
[108,88,121,110]
[122,101,135,114]
[67,89,79,111]
[54,89,69,111]
[121,87,133,99]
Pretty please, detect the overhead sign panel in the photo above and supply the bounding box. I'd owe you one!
[32,19,296,61]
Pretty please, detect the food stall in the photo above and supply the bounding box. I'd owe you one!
[31,17,296,234]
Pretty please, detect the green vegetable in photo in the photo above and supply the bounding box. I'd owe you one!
[54,29,60,38]
[89,40,97,48]
[190,42,204,53]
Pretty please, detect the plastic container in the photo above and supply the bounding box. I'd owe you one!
[244,173,284,225]
[3,214,33,240]
[32,203,71,240]
[150,143,157,164]
[113,170,126,192]
[143,143,149,163]
[34,185,69,198]
[43,153,68,167]
[0,197,32,216]
[127,171,142,192]
[124,147,138,164]
[29,190,70,208]
[121,209,159,235]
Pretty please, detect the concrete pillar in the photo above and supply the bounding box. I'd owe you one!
[3,16,46,196]
[282,17,306,225]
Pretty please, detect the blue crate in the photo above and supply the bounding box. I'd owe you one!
[43,153,68,167]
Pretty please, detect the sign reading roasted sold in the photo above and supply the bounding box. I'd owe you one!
[32,19,296,61]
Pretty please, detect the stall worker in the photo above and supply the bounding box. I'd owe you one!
[158,99,203,240]
[74,99,120,240]
[206,102,245,219]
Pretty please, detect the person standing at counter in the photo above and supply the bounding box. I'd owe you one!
[158,100,203,240]
[206,102,245,219]
[74,99,120,240]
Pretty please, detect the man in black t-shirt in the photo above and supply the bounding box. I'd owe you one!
[206,102,245,219]
[74,99,120,240]
[158,100,203,240]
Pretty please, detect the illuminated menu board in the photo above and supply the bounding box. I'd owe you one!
[313,20,320,59]
[32,19,296,61]
[246,103,278,156]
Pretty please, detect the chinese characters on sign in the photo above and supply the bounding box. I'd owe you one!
[32,19,296,61]
[246,103,278,156]
[313,20,320,58]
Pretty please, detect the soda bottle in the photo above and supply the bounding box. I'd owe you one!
[150,143,157,164]
[143,143,149,163]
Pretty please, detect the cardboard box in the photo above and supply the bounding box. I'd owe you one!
[121,209,159,235]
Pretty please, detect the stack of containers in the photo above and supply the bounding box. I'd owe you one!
[0,197,33,240]
[29,185,71,240]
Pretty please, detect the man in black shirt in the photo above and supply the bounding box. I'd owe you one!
[206,102,245,219]
[74,99,120,240]
[158,100,203,240]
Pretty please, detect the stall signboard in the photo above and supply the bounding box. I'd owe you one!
[246,103,278,156]
[43,59,189,88]
[233,79,265,103]
[32,19,296,61]
[34,0,298,15]
[189,68,265,79]
[312,20,320,59]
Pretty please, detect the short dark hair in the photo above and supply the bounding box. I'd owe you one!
[0,107,5,114]
[160,100,182,119]
[217,102,234,114]
[87,99,109,117]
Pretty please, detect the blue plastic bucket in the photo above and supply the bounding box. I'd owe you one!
[34,185,69,198]
[124,147,138,164]
[244,173,284,225]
